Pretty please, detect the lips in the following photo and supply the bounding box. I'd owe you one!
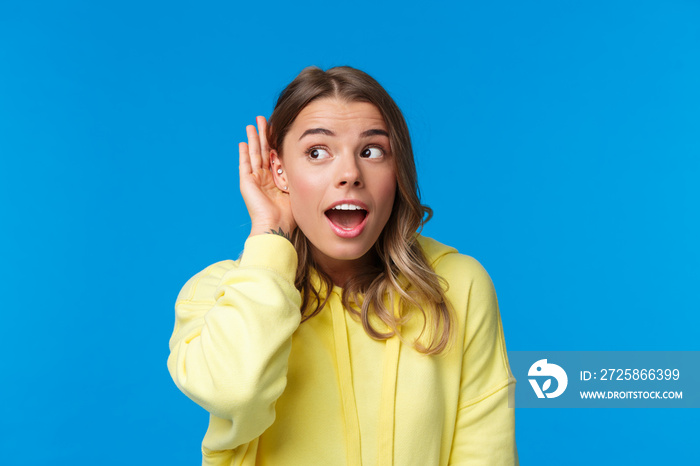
[324,201,369,238]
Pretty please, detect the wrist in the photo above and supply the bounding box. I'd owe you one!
[249,224,294,242]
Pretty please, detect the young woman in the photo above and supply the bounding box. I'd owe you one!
[168,66,518,465]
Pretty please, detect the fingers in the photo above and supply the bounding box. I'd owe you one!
[245,116,271,172]
[257,116,271,167]
[246,124,262,171]
[239,142,251,178]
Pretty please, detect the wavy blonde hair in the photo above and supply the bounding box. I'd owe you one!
[267,66,452,354]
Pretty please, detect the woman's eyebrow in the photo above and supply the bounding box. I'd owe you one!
[360,129,389,138]
[298,128,389,140]
[299,128,334,140]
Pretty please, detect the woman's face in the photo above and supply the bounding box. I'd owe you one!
[275,97,397,275]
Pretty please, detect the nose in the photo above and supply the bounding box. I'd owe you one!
[335,154,363,188]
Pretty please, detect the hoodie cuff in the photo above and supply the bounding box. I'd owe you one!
[239,234,298,284]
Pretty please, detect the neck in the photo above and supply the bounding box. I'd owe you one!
[310,247,380,288]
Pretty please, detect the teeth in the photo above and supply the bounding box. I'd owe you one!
[331,203,364,211]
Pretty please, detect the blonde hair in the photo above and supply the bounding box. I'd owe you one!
[268,66,452,354]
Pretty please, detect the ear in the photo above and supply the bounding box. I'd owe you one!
[270,150,288,192]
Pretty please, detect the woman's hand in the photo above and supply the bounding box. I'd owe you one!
[239,116,296,238]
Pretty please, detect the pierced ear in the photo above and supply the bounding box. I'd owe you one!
[270,150,288,192]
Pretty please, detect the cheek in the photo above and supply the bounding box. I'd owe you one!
[287,172,324,225]
[376,172,398,217]
[384,178,398,201]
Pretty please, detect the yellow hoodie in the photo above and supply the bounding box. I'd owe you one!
[168,234,517,465]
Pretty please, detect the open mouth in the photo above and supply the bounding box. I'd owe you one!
[324,203,368,231]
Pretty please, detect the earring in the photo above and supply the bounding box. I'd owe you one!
[277,168,283,174]
[283,186,288,190]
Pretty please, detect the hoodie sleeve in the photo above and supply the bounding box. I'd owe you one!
[448,257,518,465]
[167,234,302,451]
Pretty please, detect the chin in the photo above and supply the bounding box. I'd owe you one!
[324,242,374,261]
[307,235,378,264]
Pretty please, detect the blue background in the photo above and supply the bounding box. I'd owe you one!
[1,0,698,464]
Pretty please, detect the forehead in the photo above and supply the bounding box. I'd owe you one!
[289,98,387,134]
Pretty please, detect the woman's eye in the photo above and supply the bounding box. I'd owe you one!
[308,148,330,159]
[361,147,384,159]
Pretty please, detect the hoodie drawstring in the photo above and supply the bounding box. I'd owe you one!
[330,296,362,465]
[329,291,401,466]
[378,335,400,466]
